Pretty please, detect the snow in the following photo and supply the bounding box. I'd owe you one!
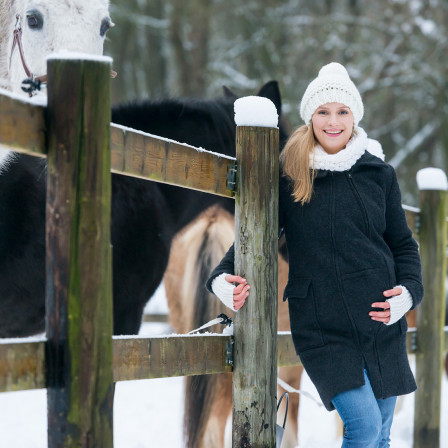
[0,87,47,106]
[234,96,279,128]
[416,167,448,191]
[402,204,420,214]
[414,16,436,36]
[0,289,447,447]
[0,335,45,344]
[112,123,236,161]
[46,51,113,64]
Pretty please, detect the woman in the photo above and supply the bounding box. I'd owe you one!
[205,63,423,448]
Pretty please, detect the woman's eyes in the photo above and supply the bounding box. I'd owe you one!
[317,110,349,115]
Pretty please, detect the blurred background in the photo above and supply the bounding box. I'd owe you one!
[105,0,448,206]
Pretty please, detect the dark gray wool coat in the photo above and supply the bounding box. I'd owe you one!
[206,150,423,411]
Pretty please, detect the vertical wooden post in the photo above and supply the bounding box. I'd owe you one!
[233,126,279,447]
[413,169,447,448]
[45,56,113,447]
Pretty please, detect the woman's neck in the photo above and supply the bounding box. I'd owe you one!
[309,127,385,172]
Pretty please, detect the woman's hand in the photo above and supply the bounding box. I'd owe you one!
[370,286,402,323]
[225,274,250,310]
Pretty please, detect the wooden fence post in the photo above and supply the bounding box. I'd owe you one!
[233,125,279,447]
[413,168,447,448]
[45,56,113,447]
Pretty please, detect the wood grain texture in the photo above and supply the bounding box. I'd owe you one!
[0,341,46,392]
[0,93,235,199]
[2,329,447,392]
[113,335,232,381]
[110,124,235,197]
[45,58,113,448]
[403,205,419,239]
[0,92,46,157]
[233,126,279,447]
[413,189,447,448]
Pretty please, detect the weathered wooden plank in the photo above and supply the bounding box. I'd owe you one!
[113,335,233,381]
[414,187,447,448]
[403,205,420,239]
[233,126,279,447]
[1,329,446,392]
[277,333,301,367]
[0,93,236,198]
[0,91,46,157]
[402,205,448,244]
[45,57,114,447]
[0,340,46,392]
[142,313,171,324]
[110,123,235,197]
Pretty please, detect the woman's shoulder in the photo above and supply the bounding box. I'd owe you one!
[357,147,394,175]
[356,151,399,197]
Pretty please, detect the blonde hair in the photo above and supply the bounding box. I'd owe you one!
[279,123,318,204]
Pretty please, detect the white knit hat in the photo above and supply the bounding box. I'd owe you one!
[300,62,364,126]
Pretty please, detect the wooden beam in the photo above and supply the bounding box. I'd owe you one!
[403,205,420,239]
[0,340,46,392]
[1,329,446,392]
[233,126,279,447]
[113,335,233,381]
[414,187,447,448]
[278,333,301,367]
[45,57,114,447]
[0,93,235,198]
[142,313,170,324]
[0,91,46,157]
[110,124,235,197]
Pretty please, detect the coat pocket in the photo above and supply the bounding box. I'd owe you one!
[340,267,387,334]
[286,278,325,353]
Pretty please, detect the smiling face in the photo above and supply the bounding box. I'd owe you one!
[311,102,354,154]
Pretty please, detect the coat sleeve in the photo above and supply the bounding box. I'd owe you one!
[205,243,235,294]
[383,165,424,309]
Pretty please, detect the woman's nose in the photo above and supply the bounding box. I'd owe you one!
[327,114,340,126]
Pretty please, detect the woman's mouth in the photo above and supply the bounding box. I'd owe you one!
[324,130,343,137]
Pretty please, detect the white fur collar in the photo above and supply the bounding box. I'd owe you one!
[310,127,385,172]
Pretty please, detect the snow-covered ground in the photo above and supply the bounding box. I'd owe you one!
[0,285,447,448]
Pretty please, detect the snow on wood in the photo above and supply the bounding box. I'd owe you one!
[416,167,448,191]
[0,87,47,106]
[47,51,113,63]
[0,336,46,344]
[112,123,235,160]
[234,96,279,128]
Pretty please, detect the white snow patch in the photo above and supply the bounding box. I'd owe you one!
[0,335,46,344]
[416,167,448,191]
[0,87,47,107]
[113,332,228,341]
[112,123,236,161]
[415,16,436,35]
[47,51,113,64]
[143,283,169,314]
[402,204,420,214]
[234,96,279,128]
